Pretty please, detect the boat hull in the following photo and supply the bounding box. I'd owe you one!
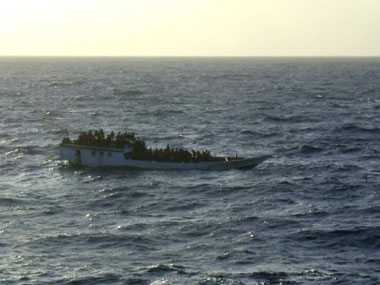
[59,144,270,170]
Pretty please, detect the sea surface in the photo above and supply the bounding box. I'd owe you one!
[1,57,380,284]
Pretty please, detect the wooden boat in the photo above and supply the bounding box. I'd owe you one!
[59,143,270,170]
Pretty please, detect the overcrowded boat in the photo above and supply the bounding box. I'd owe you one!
[59,129,270,170]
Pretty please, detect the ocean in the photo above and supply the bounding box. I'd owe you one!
[1,57,380,284]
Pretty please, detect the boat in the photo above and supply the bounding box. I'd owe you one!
[59,130,270,170]
[59,143,270,170]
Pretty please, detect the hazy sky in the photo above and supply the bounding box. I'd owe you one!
[1,0,379,56]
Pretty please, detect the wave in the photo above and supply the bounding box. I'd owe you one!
[166,201,204,212]
[241,129,278,137]
[0,197,25,206]
[292,210,330,218]
[360,205,380,214]
[113,88,144,96]
[360,86,377,95]
[373,102,380,110]
[87,188,149,209]
[281,144,322,156]
[335,164,362,172]
[240,271,289,281]
[52,273,122,285]
[48,79,85,87]
[52,128,70,135]
[263,114,295,122]
[291,226,380,249]
[299,145,322,153]
[340,146,362,153]
[147,264,187,274]
[5,145,42,156]
[336,123,380,134]
[239,215,259,223]
[28,232,159,251]
[263,113,313,123]
[206,271,291,284]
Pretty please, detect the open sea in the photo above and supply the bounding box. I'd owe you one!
[1,57,380,284]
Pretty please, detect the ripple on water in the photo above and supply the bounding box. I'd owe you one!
[2,57,380,284]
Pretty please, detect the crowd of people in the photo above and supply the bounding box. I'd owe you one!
[62,129,226,163]
[61,129,136,149]
[125,143,225,162]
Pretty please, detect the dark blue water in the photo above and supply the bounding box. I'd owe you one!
[1,57,380,284]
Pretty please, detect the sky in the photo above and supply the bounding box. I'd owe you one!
[0,0,379,57]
